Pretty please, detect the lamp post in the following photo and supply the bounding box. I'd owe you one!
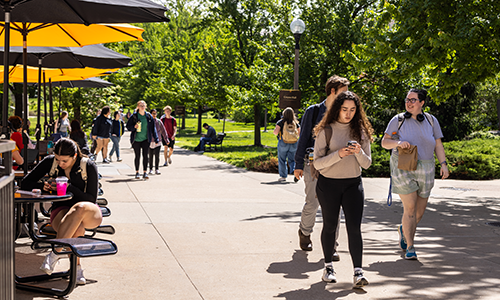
[290,19,305,90]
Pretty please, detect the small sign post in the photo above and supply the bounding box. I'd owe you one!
[279,90,301,109]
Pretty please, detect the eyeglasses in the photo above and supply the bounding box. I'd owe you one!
[404,98,420,103]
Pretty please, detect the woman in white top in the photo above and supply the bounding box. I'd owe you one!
[55,111,71,138]
[313,91,373,288]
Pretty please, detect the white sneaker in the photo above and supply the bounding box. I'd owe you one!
[322,266,336,283]
[148,169,154,175]
[278,177,286,182]
[76,265,86,285]
[40,252,59,275]
[353,271,369,289]
[155,169,161,175]
[168,157,172,164]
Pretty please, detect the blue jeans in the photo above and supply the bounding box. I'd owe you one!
[277,139,297,178]
[109,135,121,158]
[199,137,212,151]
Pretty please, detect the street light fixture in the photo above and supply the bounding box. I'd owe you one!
[290,19,305,90]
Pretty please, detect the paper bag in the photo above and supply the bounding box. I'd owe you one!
[398,145,418,171]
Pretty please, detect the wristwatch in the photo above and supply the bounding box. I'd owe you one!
[440,160,448,166]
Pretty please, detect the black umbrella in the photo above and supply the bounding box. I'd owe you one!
[57,77,113,88]
[0,44,131,69]
[0,0,169,138]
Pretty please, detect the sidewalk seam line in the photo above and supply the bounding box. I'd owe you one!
[125,180,206,300]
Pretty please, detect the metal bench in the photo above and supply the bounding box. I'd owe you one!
[207,133,226,152]
[17,237,118,297]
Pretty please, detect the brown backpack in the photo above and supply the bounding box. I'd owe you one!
[310,126,332,179]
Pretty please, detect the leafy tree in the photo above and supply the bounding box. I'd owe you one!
[350,0,500,102]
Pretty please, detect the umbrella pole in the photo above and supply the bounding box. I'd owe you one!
[22,24,28,174]
[43,72,47,139]
[49,79,53,135]
[36,59,42,163]
[2,6,11,138]
[59,83,62,116]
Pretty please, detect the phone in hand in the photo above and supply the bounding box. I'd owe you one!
[347,140,358,147]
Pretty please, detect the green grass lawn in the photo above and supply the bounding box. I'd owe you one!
[176,117,279,169]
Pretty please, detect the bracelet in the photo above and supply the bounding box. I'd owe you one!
[440,161,447,166]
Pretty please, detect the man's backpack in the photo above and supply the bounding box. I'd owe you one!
[49,157,89,192]
[310,125,332,179]
[282,121,299,144]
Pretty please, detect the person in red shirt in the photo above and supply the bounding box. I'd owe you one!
[160,106,177,166]
[9,115,24,151]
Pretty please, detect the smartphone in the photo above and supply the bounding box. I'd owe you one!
[347,140,358,147]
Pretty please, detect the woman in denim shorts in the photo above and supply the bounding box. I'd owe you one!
[381,89,449,260]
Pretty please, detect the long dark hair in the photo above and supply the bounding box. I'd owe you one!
[54,138,84,158]
[314,91,374,143]
[69,119,85,139]
[282,107,297,124]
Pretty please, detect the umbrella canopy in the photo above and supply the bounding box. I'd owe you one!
[0,23,145,47]
[1,0,169,24]
[0,65,116,83]
[0,44,131,69]
[57,77,113,88]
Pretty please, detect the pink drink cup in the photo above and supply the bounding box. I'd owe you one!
[56,177,68,196]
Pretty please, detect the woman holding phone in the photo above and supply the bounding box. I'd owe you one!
[313,91,373,288]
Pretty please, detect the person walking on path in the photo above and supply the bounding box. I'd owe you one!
[381,88,449,260]
[126,100,159,180]
[21,138,102,286]
[54,111,71,138]
[160,105,177,166]
[109,111,125,162]
[69,120,90,155]
[91,106,112,164]
[273,107,300,182]
[294,75,350,253]
[148,109,169,175]
[313,91,373,288]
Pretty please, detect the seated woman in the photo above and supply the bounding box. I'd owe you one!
[21,138,101,285]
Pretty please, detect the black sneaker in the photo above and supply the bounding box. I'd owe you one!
[143,173,149,180]
[135,173,140,179]
[294,176,299,183]
[103,158,110,164]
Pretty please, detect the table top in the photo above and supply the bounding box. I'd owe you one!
[14,191,73,203]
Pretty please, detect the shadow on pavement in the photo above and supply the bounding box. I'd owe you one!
[267,250,323,279]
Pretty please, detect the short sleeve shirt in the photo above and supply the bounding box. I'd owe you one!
[384,114,444,160]
[135,113,148,142]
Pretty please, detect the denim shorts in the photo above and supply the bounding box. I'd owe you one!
[96,136,110,140]
[390,155,435,198]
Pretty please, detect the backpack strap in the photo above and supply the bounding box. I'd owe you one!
[49,157,59,177]
[423,112,434,127]
[79,157,89,193]
[323,125,332,152]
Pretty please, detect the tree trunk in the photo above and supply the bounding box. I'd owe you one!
[74,101,81,123]
[253,103,262,147]
[197,105,203,134]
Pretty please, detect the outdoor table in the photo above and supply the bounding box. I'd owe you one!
[14,191,77,296]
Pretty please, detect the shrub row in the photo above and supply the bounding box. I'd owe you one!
[243,138,500,180]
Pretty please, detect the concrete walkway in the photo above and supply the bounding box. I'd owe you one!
[15,132,500,299]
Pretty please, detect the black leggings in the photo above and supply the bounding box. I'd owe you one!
[316,175,364,267]
[132,140,149,172]
[148,146,161,170]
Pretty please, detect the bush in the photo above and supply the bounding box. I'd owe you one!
[243,152,278,173]
[363,137,500,180]
[465,131,500,140]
